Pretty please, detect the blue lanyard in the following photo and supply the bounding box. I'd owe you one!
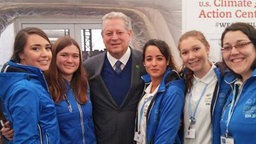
[225,83,241,137]
[188,83,208,126]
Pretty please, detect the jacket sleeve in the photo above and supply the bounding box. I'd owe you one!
[8,83,41,143]
[154,82,185,144]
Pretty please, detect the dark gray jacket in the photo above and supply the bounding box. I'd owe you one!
[84,48,145,144]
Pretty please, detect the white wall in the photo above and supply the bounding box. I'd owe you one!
[0,23,15,69]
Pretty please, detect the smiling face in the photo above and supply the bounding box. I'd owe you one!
[101,18,132,59]
[19,34,52,71]
[179,37,211,78]
[56,44,80,81]
[222,31,256,81]
[143,45,168,82]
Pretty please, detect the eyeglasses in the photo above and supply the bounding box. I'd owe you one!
[221,41,252,52]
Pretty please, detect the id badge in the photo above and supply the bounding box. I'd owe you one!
[221,136,234,144]
[134,132,143,143]
[185,128,195,139]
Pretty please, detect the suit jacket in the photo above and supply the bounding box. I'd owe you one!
[84,48,145,144]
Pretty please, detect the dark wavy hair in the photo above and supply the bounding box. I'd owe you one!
[142,39,177,71]
[220,22,256,78]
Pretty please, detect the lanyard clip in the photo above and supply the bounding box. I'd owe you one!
[189,117,196,125]
[225,130,229,137]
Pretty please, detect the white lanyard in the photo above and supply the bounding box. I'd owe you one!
[138,94,154,132]
[188,83,208,127]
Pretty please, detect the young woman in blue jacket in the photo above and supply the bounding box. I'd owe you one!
[134,39,185,144]
[2,36,96,143]
[219,22,256,144]
[45,36,96,144]
[0,27,60,143]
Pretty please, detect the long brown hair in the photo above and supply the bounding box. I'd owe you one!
[45,36,88,104]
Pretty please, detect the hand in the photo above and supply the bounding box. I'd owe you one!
[1,121,13,141]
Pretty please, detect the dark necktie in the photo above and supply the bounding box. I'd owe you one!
[114,61,122,73]
[233,83,240,102]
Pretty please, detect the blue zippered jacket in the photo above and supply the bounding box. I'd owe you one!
[211,66,230,144]
[55,83,96,144]
[0,60,60,144]
[219,69,256,144]
[139,68,185,144]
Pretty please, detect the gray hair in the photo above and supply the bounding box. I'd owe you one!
[102,12,132,31]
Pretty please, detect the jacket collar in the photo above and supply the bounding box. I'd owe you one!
[141,68,180,92]
[223,68,256,84]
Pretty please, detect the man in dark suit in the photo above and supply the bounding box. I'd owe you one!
[84,11,145,144]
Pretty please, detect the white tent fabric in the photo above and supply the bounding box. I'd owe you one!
[0,0,182,67]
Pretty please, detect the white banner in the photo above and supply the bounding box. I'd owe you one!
[182,0,256,62]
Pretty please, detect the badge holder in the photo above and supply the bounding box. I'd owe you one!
[134,131,143,143]
[220,136,234,144]
[185,117,196,139]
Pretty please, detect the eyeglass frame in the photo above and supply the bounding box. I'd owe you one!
[221,41,253,53]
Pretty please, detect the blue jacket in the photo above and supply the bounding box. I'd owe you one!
[211,66,230,144]
[219,69,256,144]
[55,83,96,144]
[138,68,185,144]
[0,60,60,144]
